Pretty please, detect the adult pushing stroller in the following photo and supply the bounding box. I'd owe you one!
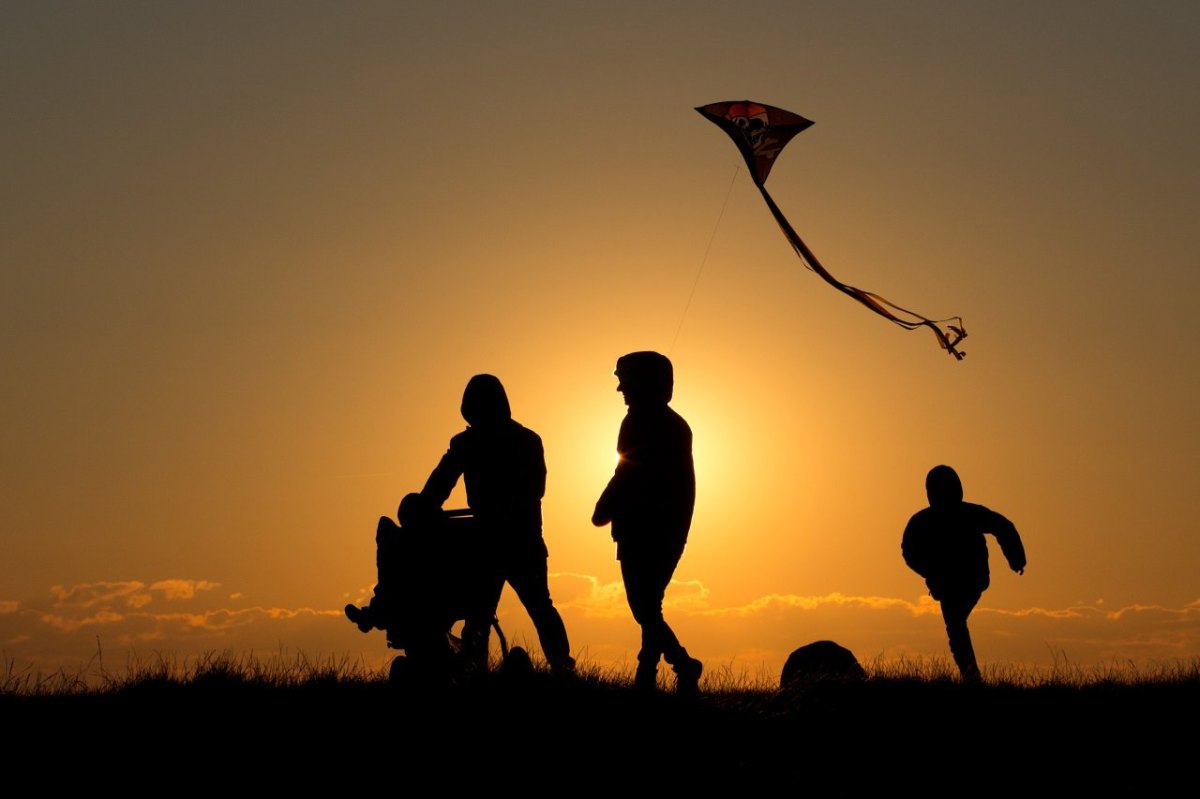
[345,493,526,681]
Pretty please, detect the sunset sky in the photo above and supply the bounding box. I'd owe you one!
[4,1,1197,680]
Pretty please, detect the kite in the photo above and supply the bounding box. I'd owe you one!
[696,100,967,360]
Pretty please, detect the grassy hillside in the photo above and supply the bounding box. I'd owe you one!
[3,652,1194,791]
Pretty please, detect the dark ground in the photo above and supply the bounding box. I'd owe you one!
[3,668,1193,791]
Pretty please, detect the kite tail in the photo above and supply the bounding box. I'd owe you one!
[756,183,967,360]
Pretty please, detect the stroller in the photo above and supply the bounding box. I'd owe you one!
[345,493,526,681]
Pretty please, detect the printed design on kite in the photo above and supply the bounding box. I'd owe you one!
[696,99,967,360]
[725,102,776,155]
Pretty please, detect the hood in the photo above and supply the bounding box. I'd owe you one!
[615,351,673,405]
[926,464,964,507]
[461,374,512,427]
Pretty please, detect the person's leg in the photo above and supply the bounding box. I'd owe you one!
[454,514,504,672]
[346,515,405,632]
[621,552,700,691]
[941,591,982,682]
[621,557,672,649]
[505,553,574,673]
[461,573,504,671]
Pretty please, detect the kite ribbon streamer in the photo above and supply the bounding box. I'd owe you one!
[696,100,967,360]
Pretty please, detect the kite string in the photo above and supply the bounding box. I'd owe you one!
[669,164,740,356]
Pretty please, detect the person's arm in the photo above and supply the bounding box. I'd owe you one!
[593,449,639,527]
[593,418,634,527]
[421,439,463,509]
[987,509,1026,575]
[592,481,615,527]
[532,432,547,502]
[901,513,933,578]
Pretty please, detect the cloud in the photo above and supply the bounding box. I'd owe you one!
[139,606,341,635]
[549,573,937,619]
[550,571,1200,647]
[43,578,222,611]
[50,581,151,610]
[700,591,940,618]
[6,573,1199,678]
[550,572,717,618]
[39,609,126,632]
[549,572,628,617]
[45,606,340,640]
[148,579,220,601]
[0,578,359,673]
[536,572,1200,672]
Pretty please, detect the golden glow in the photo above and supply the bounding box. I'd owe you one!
[3,3,1198,675]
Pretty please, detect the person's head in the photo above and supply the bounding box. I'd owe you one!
[460,374,511,427]
[397,492,439,527]
[614,351,673,406]
[926,464,964,507]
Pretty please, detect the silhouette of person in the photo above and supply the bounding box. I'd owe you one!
[592,351,703,694]
[902,465,1027,683]
[422,374,574,675]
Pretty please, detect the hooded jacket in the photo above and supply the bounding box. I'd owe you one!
[901,467,1026,599]
[422,375,546,546]
[594,353,696,559]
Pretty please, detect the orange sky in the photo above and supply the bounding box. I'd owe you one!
[3,2,1198,680]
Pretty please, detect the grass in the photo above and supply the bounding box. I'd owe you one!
[3,649,1195,789]
[5,644,1198,694]
[1,646,388,695]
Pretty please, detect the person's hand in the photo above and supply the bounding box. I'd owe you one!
[592,490,613,527]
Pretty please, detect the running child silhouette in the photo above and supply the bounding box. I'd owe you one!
[902,465,1027,683]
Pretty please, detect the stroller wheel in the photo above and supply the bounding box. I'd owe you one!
[389,655,410,683]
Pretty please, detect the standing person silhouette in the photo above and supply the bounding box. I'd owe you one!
[592,352,703,694]
[902,465,1027,683]
[422,374,574,675]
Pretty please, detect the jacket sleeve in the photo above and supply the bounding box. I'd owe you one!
[531,432,547,503]
[421,440,463,508]
[987,509,1026,573]
[901,513,933,578]
[592,463,628,527]
[593,417,633,527]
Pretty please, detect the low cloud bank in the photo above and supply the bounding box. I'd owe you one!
[536,573,1200,674]
[4,576,1197,679]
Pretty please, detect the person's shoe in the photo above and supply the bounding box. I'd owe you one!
[674,656,703,696]
[344,603,373,633]
[634,664,658,693]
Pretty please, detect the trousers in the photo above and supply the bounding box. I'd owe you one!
[620,549,686,670]
[939,590,982,681]
[463,548,571,668]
